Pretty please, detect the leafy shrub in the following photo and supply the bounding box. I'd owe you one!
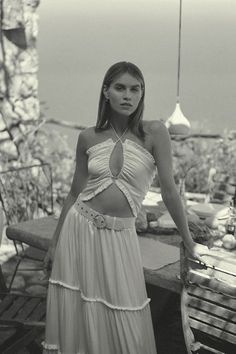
[152,135,236,194]
[171,137,236,193]
[0,127,76,218]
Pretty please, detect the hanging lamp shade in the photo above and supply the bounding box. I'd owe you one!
[165,0,191,135]
[165,102,190,135]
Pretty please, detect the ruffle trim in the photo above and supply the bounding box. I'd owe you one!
[115,180,137,217]
[79,179,113,202]
[86,138,156,166]
[86,138,113,154]
[79,179,138,218]
[41,342,83,354]
[125,139,156,165]
[41,342,59,351]
[49,278,150,311]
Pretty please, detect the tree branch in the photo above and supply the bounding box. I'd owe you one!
[45,118,86,131]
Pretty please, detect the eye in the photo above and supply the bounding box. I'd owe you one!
[131,87,140,92]
[115,85,123,91]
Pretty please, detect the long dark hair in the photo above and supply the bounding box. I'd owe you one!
[95,61,145,139]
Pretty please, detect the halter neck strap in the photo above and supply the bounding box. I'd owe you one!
[110,123,129,143]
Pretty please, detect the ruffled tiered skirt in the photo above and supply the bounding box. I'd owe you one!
[42,201,157,354]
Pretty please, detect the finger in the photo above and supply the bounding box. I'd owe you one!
[199,250,210,258]
[43,267,48,275]
[43,254,49,263]
[43,259,52,272]
[43,259,49,268]
[189,252,206,265]
[196,255,207,266]
[47,260,52,270]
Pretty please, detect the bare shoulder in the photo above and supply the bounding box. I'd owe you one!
[79,126,96,140]
[143,120,169,144]
[143,120,172,166]
[76,126,96,151]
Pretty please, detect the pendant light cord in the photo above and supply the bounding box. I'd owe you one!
[177,0,183,103]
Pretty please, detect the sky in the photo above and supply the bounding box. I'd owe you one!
[38,0,236,150]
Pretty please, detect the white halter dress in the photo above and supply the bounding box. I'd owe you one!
[42,131,157,354]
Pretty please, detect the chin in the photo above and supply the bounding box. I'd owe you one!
[114,110,132,117]
[111,106,135,117]
[121,111,132,117]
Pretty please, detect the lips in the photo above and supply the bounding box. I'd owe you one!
[120,103,132,107]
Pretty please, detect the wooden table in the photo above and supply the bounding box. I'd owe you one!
[6,217,183,293]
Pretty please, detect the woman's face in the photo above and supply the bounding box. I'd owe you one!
[104,72,143,116]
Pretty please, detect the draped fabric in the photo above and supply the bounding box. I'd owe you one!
[80,138,157,217]
[42,204,157,354]
[43,138,157,353]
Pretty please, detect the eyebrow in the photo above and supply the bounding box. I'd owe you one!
[114,83,141,88]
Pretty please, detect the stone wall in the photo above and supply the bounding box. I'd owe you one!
[0,0,40,159]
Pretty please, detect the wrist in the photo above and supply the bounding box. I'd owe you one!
[184,237,195,250]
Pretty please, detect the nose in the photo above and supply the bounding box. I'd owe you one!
[123,89,132,100]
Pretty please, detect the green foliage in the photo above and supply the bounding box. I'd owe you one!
[0,127,76,218]
[171,137,236,193]
[0,164,53,224]
[30,128,76,207]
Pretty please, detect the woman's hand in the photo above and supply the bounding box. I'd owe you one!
[185,241,210,264]
[43,245,56,276]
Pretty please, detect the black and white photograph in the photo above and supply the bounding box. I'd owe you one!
[0,1,236,353]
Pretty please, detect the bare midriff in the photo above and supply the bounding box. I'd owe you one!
[82,184,134,218]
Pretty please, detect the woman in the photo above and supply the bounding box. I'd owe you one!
[42,61,208,354]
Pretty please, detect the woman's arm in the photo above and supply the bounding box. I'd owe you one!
[44,130,88,270]
[151,121,209,261]
[50,130,88,248]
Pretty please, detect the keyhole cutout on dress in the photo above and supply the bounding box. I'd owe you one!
[109,140,124,178]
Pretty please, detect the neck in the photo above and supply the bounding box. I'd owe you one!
[109,112,129,134]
